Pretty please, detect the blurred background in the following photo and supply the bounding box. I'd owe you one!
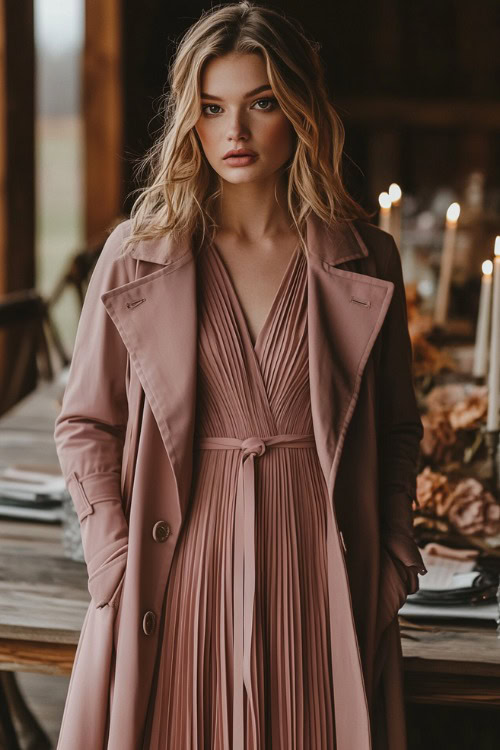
[1,1,500,748]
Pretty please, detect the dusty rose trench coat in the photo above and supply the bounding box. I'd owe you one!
[53,212,428,750]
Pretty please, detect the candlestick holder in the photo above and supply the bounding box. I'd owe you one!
[483,427,500,498]
[496,579,500,639]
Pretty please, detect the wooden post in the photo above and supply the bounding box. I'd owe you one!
[0,0,35,294]
[0,0,35,412]
[0,0,6,295]
[84,0,123,242]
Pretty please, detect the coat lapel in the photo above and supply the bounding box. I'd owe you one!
[305,217,395,497]
[101,249,198,516]
[100,214,394,519]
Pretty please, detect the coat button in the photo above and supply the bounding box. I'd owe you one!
[152,520,171,542]
[142,610,156,635]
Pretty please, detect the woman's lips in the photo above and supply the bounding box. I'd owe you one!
[223,154,258,167]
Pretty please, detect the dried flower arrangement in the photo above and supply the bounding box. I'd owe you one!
[419,383,488,469]
[414,383,500,554]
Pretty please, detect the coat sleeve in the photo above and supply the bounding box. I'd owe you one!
[377,235,428,594]
[54,220,133,608]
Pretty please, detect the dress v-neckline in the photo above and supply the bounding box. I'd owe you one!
[209,240,300,359]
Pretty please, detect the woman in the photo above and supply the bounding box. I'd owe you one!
[54,2,427,749]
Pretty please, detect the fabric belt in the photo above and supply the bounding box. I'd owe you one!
[196,433,316,750]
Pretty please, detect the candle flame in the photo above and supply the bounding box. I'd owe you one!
[378,192,391,209]
[388,183,402,203]
[482,259,493,275]
[495,236,500,257]
[446,202,460,223]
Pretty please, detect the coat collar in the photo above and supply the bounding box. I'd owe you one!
[128,211,370,268]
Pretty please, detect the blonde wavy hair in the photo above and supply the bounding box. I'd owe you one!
[120,0,374,259]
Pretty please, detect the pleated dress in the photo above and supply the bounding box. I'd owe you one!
[142,238,336,749]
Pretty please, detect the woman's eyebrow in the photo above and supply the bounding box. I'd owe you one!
[200,84,273,101]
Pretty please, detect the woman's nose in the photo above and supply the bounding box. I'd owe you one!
[226,113,249,141]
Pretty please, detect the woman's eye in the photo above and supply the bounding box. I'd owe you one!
[252,97,278,111]
[202,104,223,116]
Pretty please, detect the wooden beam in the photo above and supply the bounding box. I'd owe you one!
[335,97,500,130]
[84,0,123,241]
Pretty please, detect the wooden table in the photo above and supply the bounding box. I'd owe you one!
[401,618,500,707]
[1,377,500,747]
[0,520,88,676]
[0,376,89,749]
[0,375,89,672]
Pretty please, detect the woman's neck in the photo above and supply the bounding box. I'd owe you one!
[215,176,293,244]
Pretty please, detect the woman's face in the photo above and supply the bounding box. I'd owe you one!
[194,52,295,186]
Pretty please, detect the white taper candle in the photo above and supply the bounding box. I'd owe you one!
[487,237,500,430]
[378,192,391,233]
[388,183,402,250]
[434,202,460,326]
[473,259,493,378]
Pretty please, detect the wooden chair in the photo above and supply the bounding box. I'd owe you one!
[0,290,63,417]
[0,674,51,750]
[47,237,105,311]
[47,216,127,311]
[0,218,126,416]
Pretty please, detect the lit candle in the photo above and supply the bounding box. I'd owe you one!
[486,237,500,431]
[434,202,461,326]
[378,192,391,233]
[473,259,493,378]
[388,183,402,250]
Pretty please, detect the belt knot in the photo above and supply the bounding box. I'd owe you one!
[241,436,266,458]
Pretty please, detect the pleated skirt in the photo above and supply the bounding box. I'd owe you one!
[142,239,336,748]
